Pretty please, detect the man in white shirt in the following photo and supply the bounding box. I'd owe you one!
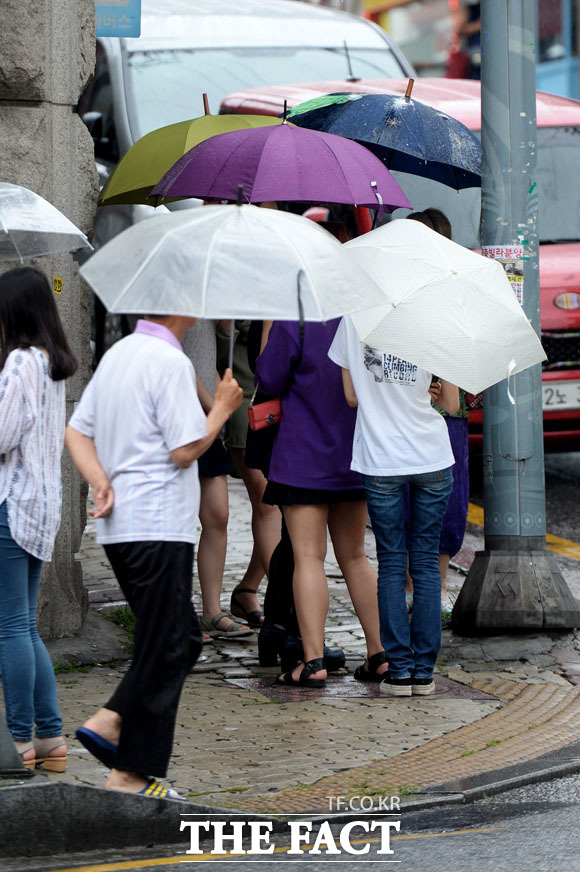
[66,315,242,800]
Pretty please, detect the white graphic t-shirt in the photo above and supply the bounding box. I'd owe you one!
[328,316,454,476]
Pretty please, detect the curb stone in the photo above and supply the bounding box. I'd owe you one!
[0,781,287,859]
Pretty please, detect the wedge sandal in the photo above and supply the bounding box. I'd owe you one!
[33,736,67,772]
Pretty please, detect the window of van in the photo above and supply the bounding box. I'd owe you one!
[126,46,405,137]
[391,126,580,250]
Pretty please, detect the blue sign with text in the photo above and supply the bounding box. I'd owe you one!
[95,0,141,38]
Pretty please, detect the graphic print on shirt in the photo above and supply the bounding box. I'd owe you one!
[363,345,417,386]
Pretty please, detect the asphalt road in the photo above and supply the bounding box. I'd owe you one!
[9,775,580,872]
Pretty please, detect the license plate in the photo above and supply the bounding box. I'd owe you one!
[542,380,580,410]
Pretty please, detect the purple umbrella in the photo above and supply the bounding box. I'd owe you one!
[150,122,411,211]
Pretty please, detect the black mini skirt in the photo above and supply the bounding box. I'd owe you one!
[263,480,366,507]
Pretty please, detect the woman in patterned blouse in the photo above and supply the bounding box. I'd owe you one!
[0,267,77,772]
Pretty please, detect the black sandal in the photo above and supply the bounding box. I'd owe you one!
[230,587,264,628]
[354,650,388,682]
[276,658,326,688]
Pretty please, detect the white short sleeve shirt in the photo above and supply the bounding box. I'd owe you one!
[328,316,454,476]
[69,321,207,545]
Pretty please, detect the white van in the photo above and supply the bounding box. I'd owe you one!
[80,0,413,188]
[79,0,413,355]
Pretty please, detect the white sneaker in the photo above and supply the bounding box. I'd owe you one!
[379,676,413,697]
[412,678,436,695]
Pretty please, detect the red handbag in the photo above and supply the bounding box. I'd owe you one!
[248,397,282,431]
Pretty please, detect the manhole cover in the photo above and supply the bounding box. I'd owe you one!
[225,675,496,702]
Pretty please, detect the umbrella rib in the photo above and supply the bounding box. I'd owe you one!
[109,211,217,311]
[3,228,25,264]
[319,135,358,200]
[267,219,325,321]
[199,213,225,318]
[349,244,443,306]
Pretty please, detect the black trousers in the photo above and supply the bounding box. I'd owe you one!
[103,541,202,778]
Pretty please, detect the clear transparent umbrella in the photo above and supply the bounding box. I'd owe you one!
[0,183,92,262]
[79,204,385,321]
[347,219,546,394]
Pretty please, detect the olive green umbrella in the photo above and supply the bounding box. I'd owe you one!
[98,94,286,207]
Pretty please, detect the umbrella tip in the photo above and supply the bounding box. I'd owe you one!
[236,184,244,207]
[203,93,210,115]
[404,79,414,102]
[282,99,288,123]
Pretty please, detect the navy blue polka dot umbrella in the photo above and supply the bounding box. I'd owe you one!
[286,81,481,191]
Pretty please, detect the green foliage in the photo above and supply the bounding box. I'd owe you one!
[53,659,92,675]
[106,606,136,648]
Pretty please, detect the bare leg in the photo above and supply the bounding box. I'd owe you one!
[77,733,146,793]
[77,710,148,792]
[229,448,280,616]
[439,553,450,596]
[106,769,148,792]
[198,474,246,631]
[329,501,387,677]
[81,707,122,745]
[14,741,36,764]
[282,504,328,682]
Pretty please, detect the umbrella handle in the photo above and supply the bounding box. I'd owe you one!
[506,359,516,405]
[297,270,305,339]
[228,319,235,370]
[370,182,384,229]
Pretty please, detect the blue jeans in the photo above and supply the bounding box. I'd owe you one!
[364,468,454,680]
[0,502,62,741]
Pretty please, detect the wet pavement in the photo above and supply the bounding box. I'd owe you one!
[3,466,580,821]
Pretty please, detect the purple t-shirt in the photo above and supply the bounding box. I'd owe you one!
[255,319,362,491]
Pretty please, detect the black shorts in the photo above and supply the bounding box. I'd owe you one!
[198,438,235,478]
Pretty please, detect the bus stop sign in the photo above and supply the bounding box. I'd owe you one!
[95,0,141,38]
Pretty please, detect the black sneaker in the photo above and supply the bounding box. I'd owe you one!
[412,677,435,695]
[379,676,412,697]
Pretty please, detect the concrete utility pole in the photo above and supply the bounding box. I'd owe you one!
[452,0,580,633]
[0,0,98,639]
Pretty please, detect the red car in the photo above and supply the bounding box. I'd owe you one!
[221,78,580,451]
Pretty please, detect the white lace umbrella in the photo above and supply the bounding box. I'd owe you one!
[347,219,546,394]
[0,183,92,262]
[79,204,385,321]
